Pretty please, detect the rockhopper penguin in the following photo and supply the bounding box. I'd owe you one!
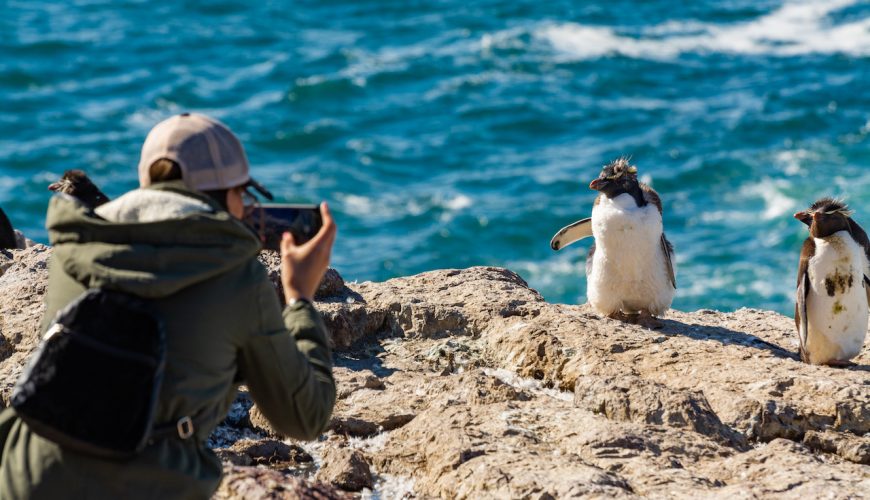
[794,198,869,366]
[551,158,676,328]
[48,170,110,210]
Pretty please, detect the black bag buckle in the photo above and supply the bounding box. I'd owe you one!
[176,416,194,439]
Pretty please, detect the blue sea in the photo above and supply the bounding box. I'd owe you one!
[2,0,869,315]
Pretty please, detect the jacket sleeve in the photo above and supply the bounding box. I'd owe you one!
[238,276,335,440]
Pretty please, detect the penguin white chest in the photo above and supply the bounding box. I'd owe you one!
[587,194,674,315]
[806,232,869,364]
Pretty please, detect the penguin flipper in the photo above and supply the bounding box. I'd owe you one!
[641,184,663,214]
[661,234,676,289]
[864,275,870,309]
[795,238,814,363]
[551,217,592,251]
[796,271,809,363]
[847,218,870,274]
[0,207,16,250]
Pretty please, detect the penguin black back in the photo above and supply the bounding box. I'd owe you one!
[48,170,110,209]
[0,206,16,249]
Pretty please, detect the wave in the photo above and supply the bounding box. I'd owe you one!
[740,178,800,221]
[335,191,474,222]
[535,0,870,60]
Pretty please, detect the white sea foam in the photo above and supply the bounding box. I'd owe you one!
[361,474,416,500]
[346,431,391,454]
[510,253,581,291]
[740,177,799,221]
[679,273,733,299]
[775,149,820,176]
[443,194,472,211]
[0,174,24,194]
[536,0,870,60]
[483,367,574,402]
[336,191,474,223]
[199,54,289,94]
[340,193,377,215]
[327,430,416,499]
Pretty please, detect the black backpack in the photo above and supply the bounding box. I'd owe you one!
[11,289,166,459]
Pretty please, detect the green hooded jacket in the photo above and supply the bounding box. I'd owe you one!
[0,182,335,499]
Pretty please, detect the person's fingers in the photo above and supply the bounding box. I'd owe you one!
[320,202,333,228]
[320,202,337,246]
[280,231,296,256]
[307,202,337,249]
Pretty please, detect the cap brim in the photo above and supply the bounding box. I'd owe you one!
[246,178,274,201]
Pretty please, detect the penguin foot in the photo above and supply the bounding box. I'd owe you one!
[606,311,633,322]
[824,359,856,368]
[636,311,664,330]
[604,310,664,330]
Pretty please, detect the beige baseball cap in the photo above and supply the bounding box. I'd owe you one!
[138,113,273,200]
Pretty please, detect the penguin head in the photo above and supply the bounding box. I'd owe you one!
[49,170,110,209]
[795,198,852,238]
[589,158,641,200]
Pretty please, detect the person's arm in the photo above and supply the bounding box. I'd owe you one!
[239,280,334,440]
[239,202,337,440]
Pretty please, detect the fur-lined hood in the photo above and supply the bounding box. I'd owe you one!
[45,181,260,298]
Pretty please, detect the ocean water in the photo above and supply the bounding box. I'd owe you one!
[1,0,869,315]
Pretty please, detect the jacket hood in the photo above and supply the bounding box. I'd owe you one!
[46,181,262,298]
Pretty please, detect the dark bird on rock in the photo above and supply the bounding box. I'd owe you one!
[0,207,16,249]
[794,198,870,366]
[48,170,110,209]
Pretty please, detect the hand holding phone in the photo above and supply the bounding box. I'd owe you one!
[279,202,337,302]
[245,204,323,251]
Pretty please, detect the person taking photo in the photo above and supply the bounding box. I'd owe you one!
[0,113,337,499]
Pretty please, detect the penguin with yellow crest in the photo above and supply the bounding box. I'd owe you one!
[551,158,676,328]
[794,198,870,366]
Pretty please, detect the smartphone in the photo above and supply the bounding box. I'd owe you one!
[246,204,322,251]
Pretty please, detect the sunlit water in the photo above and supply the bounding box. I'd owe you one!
[2,0,869,314]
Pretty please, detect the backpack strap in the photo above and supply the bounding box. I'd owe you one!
[149,403,223,442]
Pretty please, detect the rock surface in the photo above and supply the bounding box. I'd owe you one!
[1,246,868,498]
[214,465,351,499]
[258,251,346,305]
[0,245,50,407]
[315,447,374,492]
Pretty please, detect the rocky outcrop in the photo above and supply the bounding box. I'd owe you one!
[258,251,346,304]
[315,448,374,492]
[214,439,314,469]
[0,245,50,407]
[1,246,868,498]
[213,466,351,499]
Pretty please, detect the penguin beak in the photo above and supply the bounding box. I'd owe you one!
[589,179,605,191]
[793,211,811,226]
